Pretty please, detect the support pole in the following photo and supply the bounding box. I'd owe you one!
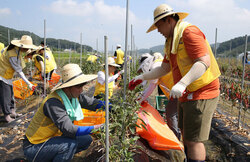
[214,28,217,58]
[238,35,248,128]
[43,19,47,97]
[130,24,133,72]
[8,29,10,44]
[123,0,129,99]
[80,33,82,67]
[104,35,109,162]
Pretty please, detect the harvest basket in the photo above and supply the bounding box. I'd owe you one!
[74,108,105,126]
[155,95,169,114]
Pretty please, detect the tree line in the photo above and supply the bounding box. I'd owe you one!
[0,25,93,53]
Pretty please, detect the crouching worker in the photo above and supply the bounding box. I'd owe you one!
[23,64,105,162]
[94,57,124,99]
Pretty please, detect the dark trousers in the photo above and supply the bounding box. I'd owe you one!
[42,69,54,81]
[0,80,14,115]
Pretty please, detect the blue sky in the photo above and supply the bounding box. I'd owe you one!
[1,0,250,52]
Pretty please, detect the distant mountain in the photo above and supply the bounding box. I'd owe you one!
[138,36,250,57]
[138,45,164,54]
[0,25,93,52]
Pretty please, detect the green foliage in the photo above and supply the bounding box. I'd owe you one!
[94,89,142,161]
[92,65,145,161]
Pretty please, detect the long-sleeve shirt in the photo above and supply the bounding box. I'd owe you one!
[43,93,100,138]
[97,71,119,85]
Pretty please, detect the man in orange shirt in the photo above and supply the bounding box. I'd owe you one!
[129,4,220,162]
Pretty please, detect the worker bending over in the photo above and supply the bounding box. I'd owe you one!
[0,35,37,123]
[94,57,124,99]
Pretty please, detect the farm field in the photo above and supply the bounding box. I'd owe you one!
[0,56,249,161]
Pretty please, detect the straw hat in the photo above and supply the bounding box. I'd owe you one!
[147,4,189,33]
[26,49,37,56]
[36,46,46,53]
[11,35,38,49]
[52,64,97,91]
[103,57,120,67]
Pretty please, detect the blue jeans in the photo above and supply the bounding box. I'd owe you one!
[23,135,92,162]
[166,98,181,140]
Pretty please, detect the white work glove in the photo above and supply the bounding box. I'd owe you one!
[94,124,104,129]
[170,81,187,98]
[118,70,124,75]
[28,83,34,90]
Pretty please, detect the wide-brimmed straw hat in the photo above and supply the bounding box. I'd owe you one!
[11,35,38,49]
[147,4,189,33]
[102,57,120,67]
[36,46,47,53]
[52,64,97,91]
[26,49,37,56]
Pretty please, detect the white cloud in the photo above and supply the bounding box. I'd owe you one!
[0,8,11,15]
[46,0,93,16]
[43,0,140,50]
[165,0,250,43]
[46,0,137,23]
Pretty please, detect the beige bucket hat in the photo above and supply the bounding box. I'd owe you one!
[147,4,189,33]
[103,57,120,67]
[52,64,97,91]
[11,35,38,49]
[26,49,37,56]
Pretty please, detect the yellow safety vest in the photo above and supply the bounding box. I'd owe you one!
[0,47,26,79]
[115,49,124,64]
[32,53,55,73]
[25,92,63,144]
[87,55,98,63]
[0,42,4,53]
[45,49,57,70]
[165,24,221,92]
[94,71,114,98]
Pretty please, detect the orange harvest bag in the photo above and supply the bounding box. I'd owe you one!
[136,102,184,151]
[13,79,37,99]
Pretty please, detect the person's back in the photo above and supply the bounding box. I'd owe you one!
[115,48,124,65]
[87,55,98,63]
